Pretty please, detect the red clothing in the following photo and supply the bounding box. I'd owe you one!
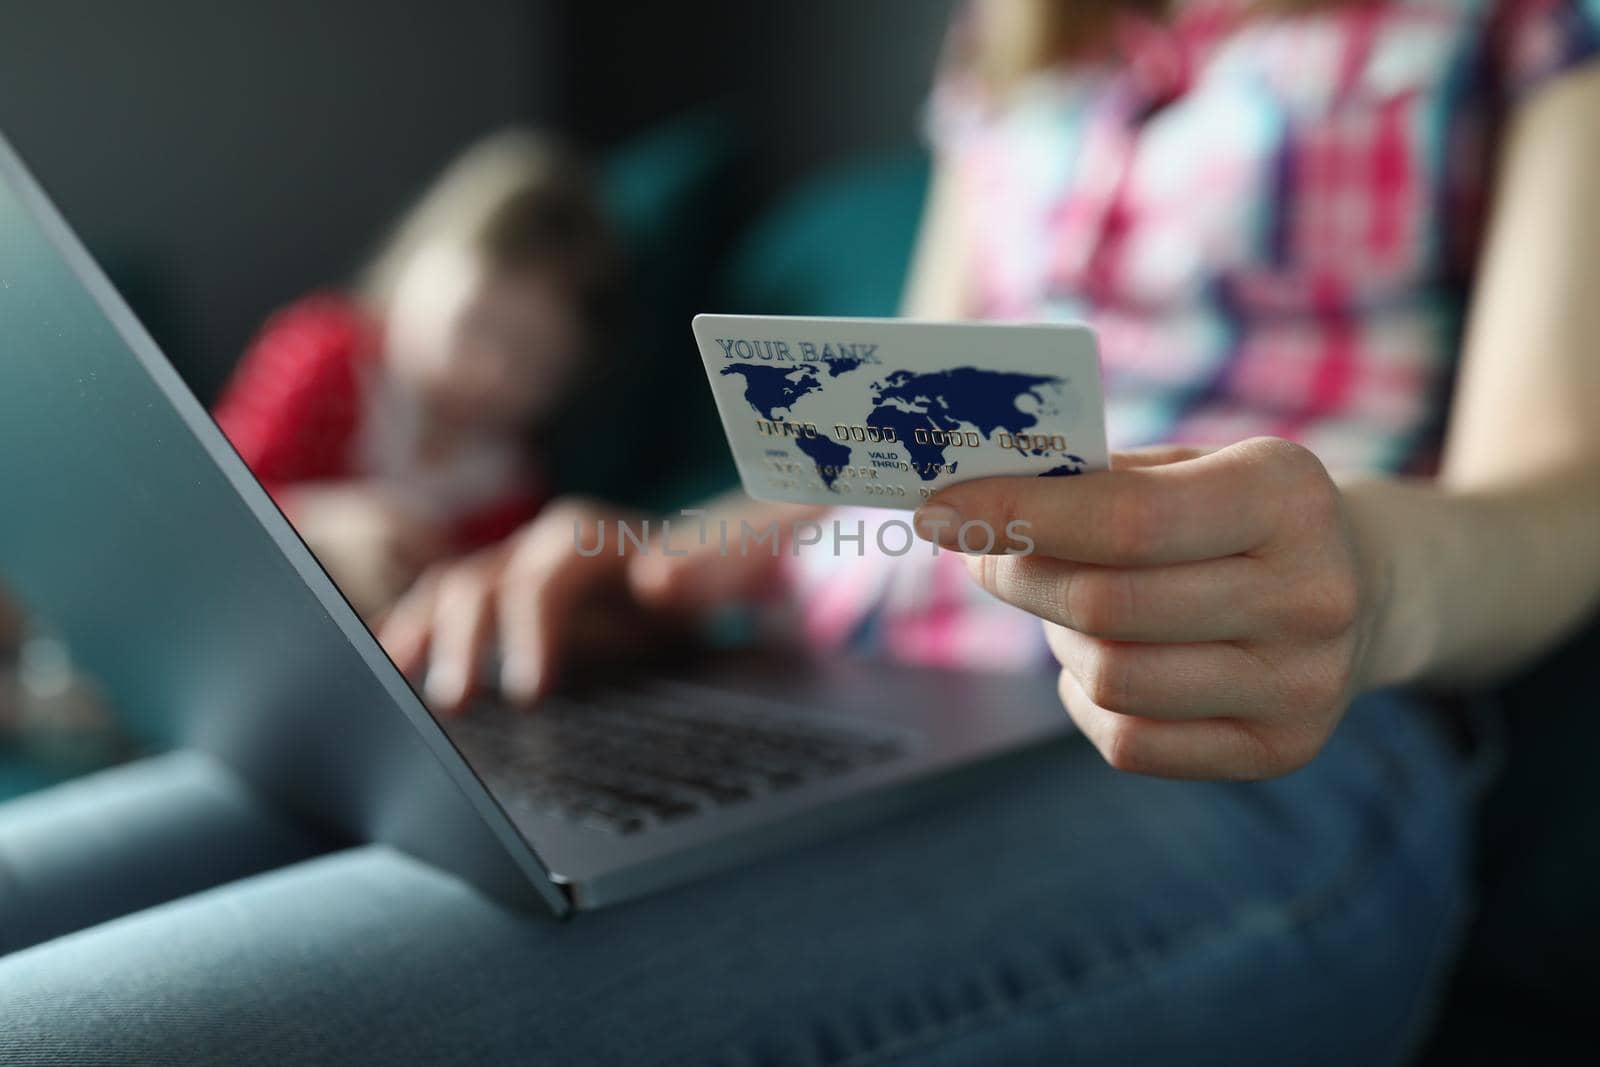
[214,293,545,551]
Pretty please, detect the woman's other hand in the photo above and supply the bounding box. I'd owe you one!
[378,496,816,715]
[915,439,1375,781]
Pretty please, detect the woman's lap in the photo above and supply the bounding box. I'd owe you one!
[0,691,1477,1066]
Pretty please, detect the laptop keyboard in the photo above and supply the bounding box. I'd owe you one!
[446,683,911,836]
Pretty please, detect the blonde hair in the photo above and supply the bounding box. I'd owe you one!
[358,128,616,326]
[970,0,1332,91]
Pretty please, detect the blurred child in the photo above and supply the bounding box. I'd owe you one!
[215,130,616,617]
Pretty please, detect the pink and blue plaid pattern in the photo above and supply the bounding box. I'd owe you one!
[793,0,1600,668]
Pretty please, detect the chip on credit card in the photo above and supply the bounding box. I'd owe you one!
[692,314,1109,510]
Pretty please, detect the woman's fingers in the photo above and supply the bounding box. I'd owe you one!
[376,554,499,715]
[421,555,502,714]
[496,518,626,705]
[1056,671,1321,781]
[376,569,441,677]
[1042,623,1296,720]
[968,553,1271,642]
[926,437,1359,781]
[916,438,1323,565]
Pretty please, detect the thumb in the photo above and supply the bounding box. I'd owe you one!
[1111,444,1212,470]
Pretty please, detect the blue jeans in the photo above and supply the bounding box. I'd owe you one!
[0,691,1484,1066]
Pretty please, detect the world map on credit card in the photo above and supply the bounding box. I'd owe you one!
[693,315,1110,510]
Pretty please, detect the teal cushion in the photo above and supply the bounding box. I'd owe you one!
[601,109,739,262]
[716,149,930,318]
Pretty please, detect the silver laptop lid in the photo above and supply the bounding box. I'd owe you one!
[0,132,565,915]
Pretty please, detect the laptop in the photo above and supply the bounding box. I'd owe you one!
[0,132,1071,916]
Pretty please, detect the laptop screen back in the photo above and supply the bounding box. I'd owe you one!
[0,133,563,914]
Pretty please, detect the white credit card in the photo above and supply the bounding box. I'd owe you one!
[692,314,1108,510]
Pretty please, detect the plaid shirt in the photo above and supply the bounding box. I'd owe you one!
[793,0,1600,669]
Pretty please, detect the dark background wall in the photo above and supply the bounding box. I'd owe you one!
[0,0,956,402]
[562,2,957,175]
[0,0,553,401]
